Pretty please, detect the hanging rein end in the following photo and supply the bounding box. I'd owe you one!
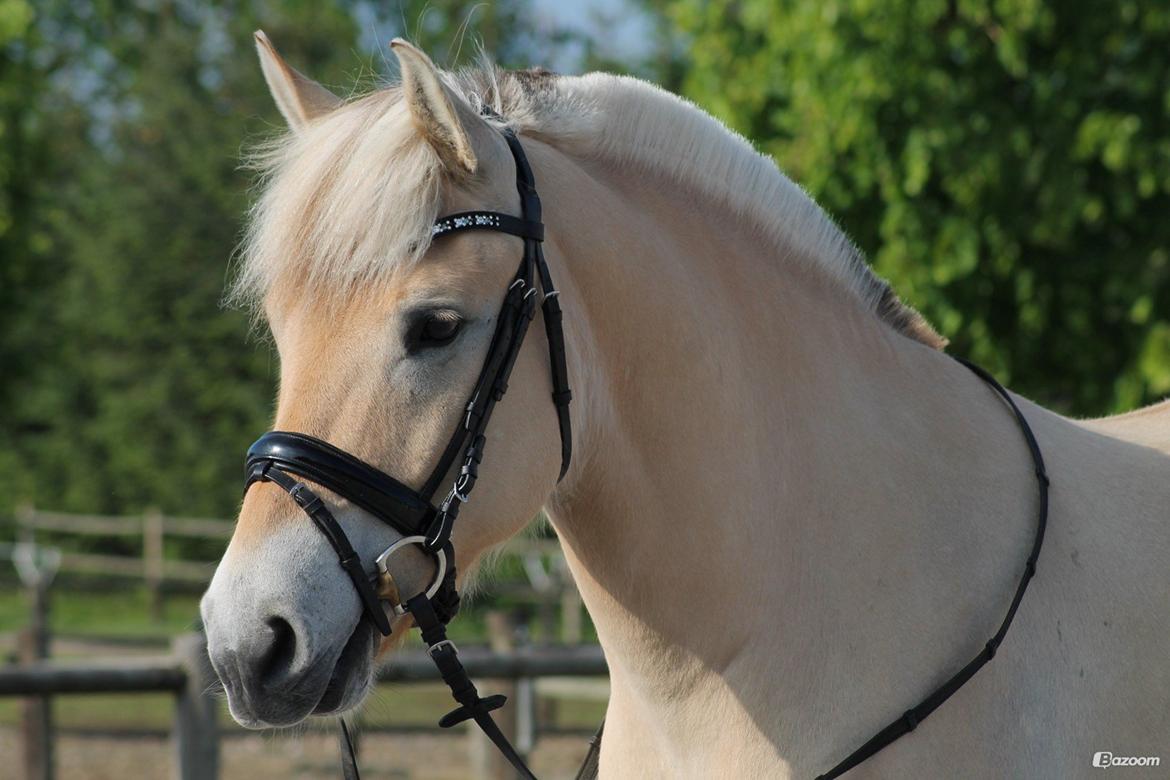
[405,592,508,727]
[438,694,509,729]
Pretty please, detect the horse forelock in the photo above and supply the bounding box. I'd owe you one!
[231,88,443,317]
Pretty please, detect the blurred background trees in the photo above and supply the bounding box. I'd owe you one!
[1,0,1168,523]
[1,1,369,517]
[656,0,1170,414]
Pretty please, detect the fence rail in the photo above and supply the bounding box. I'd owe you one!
[6,507,593,779]
[19,510,237,540]
[2,633,220,780]
[0,646,607,697]
[13,506,578,631]
[0,633,607,780]
[0,658,187,696]
[15,505,231,619]
[14,506,565,579]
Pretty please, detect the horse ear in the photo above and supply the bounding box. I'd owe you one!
[390,39,479,176]
[254,30,342,132]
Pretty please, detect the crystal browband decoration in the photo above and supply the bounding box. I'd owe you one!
[432,212,503,236]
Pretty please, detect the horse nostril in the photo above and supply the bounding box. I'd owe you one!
[257,616,298,685]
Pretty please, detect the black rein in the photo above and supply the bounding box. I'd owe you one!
[814,356,1049,779]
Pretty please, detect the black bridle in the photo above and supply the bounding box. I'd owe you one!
[241,125,1050,780]
[244,127,567,780]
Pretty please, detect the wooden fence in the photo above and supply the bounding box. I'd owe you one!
[5,508,596,778]
[13,506,584,636]
[2,633,219,780]
[14,505,229,619]
[0,631,607,780]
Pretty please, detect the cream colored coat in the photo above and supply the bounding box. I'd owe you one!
[200,35,1170,779]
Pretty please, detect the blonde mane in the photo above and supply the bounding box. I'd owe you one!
[234,63,942,347]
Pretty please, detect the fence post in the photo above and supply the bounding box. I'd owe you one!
[514,620,536,758]
[144,509,165,622]
[20,575,53,780]
[470,611,523,779]
[172,632,219,780]
[560,586,582,644]
[16,503,35,545]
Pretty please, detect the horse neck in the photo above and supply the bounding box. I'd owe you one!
[539,143,1043,748]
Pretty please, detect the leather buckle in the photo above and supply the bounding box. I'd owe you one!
[428,638,458,658]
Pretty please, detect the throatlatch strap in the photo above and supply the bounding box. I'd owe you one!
[815,357,1049,779]
[536,249,573,480]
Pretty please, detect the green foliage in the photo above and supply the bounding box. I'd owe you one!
[654,0,1170,414]
[4,0,1168,534]
[0,3,371,518]
[0,0,75,514]
[0,2,572,528]
[382,0,543,68]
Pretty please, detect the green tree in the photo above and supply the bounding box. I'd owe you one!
[0,1,370,517]
[0,0,87,512]
[652,0,1170,414]
[0,1,576,523]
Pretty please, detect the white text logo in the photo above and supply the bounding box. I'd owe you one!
[1093,751,1161,768]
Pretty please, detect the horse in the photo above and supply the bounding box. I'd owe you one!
[200,32,1170,778]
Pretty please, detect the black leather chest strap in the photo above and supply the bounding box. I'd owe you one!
[815,356,1049,779]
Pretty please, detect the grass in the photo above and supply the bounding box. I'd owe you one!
[0,584,202,643]
[0,581,593,645]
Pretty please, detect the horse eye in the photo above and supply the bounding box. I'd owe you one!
[410,311,463,350]
[423,316,461,343]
